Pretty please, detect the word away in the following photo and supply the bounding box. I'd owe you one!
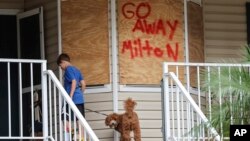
[132,19,178,40]
[122,38,179,61]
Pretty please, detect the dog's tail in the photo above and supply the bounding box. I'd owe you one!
[124,97,137,113]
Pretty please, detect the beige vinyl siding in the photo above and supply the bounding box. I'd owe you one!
[203,0,250,62]
[119,92,163,141]
[0,0,24,9]
[24,0,59,74]
[85,93,113,140]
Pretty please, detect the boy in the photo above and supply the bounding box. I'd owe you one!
[57,53,86,140]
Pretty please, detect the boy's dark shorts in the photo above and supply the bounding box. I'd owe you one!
[61,103,85,121]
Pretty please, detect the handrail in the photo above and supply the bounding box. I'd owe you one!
[44,70,99,141]
[0,58,46,63]
[163,72,220,141]
[163,62,250,67]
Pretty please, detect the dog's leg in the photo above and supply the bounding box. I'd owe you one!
[121,130,131,141]
[133,116,141,141]
[133,128,141,141]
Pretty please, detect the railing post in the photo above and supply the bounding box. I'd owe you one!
[162,62,171,141]
[41,61,48,141]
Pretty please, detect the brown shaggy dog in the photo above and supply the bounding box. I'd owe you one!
[105,98,141,141]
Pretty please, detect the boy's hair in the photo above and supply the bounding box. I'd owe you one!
[57,53,70,65]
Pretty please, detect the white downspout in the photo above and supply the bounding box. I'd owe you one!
[184,0,190,78]
[184,1,191,141]
[111,0,119,141]
[57,1,63,140]
[57,0,63,82]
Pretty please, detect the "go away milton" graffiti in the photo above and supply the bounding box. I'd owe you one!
[121,2,181,61]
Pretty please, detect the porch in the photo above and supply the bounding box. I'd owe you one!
[1,58,249,140]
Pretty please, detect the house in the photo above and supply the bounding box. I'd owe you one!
[0,0,249,140]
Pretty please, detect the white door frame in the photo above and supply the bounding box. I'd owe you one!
[17,7,45,59]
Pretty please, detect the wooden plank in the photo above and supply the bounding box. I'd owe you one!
[141,129,163,137]
[117,101,161,110]
[118,0,184,85]
[93,129,113,138]
[86,101,113,111]
[0,3,24,9]
[204,14,246,23]
[119,92,161,101]
[205,39,246,46]
[136,111,162,120]
[206,56,243,63]
[140,120,162,128]
[205,23,246,31]
[86,111,111,120]
[207,53,242,58]
[0,0,23,9]
[205,31,246,40]
[206,45,244,50]
[206,48,243,54]
[62,0,110,85]
[204,0,246,6]
[88,120,110,130]
[204,5,245,14]
[85,93,113,102]
[88,119,163,130]
[23,0,42,9]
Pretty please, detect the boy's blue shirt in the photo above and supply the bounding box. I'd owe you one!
[64,65,84,104]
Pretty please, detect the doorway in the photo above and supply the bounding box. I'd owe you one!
[17,7,44,137]
[0,7,44,137]
[0,14,19,137]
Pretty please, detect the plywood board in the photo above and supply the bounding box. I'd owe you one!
[188,2,204,63]
[62,0,110,85]
[118,0,184,84]
[188,2,204,87]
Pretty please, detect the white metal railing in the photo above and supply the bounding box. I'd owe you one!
[162,62,250,141]
[0,58,99,141]
[44,70,99,141]
[162,72,220,141]
[0,58,48,140]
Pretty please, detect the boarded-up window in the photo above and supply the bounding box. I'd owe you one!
[118,0,184,85]
[62,0,110,85]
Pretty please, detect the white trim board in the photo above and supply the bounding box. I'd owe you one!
[0,9,22,15]
[85,84,112,94]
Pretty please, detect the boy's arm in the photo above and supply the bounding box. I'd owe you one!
[70,79,77,98]
[80,80,86,92]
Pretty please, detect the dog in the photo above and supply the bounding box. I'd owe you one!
[105,98,141,141]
